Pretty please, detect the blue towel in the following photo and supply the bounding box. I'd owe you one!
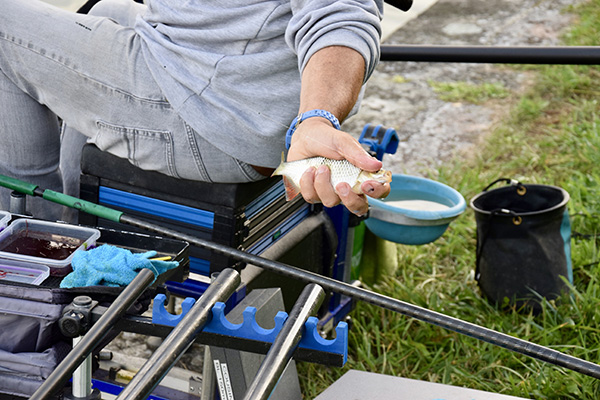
[60,244,179,288]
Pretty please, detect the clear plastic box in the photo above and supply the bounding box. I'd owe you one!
[0,211,10,232]
[0,219,101,277]
[0,258,49,285]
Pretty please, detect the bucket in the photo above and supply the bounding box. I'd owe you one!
[470,179,572,311]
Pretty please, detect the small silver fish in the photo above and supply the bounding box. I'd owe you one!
[272,155,392,201]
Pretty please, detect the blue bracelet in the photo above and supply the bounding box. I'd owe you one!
[285,109,341,149]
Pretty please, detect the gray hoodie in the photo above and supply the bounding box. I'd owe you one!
[135,0,383,168]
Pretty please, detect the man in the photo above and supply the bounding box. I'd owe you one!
[0,0,390,221]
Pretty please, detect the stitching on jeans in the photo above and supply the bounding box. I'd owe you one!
[183,122,211,182]
[234,159,263,182]
[96,120,179,178]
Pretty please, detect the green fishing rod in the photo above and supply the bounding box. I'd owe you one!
[2,174,600,380]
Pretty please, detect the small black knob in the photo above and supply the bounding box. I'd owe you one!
[60,311,85,337]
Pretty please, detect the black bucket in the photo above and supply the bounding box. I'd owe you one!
[470,179,572,312]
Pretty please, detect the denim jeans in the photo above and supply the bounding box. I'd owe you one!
[0,0,264,221]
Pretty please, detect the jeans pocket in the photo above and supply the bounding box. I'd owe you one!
[235,159,267,182]
[93,120,179,178]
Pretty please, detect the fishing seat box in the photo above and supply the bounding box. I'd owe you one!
[79,144,340,311]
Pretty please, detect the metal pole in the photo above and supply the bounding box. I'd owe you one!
[30,268,156,400]
[380,45,600,65]
[201,272,222,400]
[120,214,600,380]
[115,268,241,400]
[71,336,93,398]
[243,284,325,400]
[9,191,26,215]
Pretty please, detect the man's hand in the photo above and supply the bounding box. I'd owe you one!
[289,45,390,216]
[287,117,390,216]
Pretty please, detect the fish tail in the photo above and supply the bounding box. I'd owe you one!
[283,176,301,201]
[271,152,286,177]
[271,152,301,201]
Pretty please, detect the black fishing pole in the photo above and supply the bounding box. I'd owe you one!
[380,45,600,65]
[1,174,600,380]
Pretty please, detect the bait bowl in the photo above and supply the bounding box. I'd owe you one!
[364,174,466,245]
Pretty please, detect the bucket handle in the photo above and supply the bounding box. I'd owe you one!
[482,178,527,196]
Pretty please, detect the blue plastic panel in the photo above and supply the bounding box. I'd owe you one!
[245,181,286,218]
[99,186,214,229]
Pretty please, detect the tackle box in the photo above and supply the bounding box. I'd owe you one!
[78,144,341,311]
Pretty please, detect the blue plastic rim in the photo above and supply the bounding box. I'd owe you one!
[365,174,466,245]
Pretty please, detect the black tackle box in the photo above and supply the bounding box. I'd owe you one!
[78,144,339,309]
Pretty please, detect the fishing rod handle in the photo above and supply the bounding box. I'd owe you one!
[0,174,38,195]
[42,190,123,222]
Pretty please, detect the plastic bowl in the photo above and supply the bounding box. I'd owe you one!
[0,219,100,277]
[364,174,466,245]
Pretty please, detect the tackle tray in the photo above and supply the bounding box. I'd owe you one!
[0,258,49,286]
[0,225,189,398]
[0,218,101,277]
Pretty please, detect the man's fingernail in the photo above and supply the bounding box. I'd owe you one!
[364,183,375,193]
[338,184,349,196]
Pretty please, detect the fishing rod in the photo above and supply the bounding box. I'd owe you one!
[380,45,600,65]
[2,174,600,380]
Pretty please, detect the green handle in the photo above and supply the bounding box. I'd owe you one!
[42,190,123,222]
[0,174,123,222]
[0,175,38,195]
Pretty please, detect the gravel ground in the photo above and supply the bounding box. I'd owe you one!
[104,0,586,387]
[344,0,585,177]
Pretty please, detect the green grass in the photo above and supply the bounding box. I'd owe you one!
[429,80,512,104]
[298,1,600,398]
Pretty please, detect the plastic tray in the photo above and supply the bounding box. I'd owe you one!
[0,219,101,277]
[0,211,9,232]
[0,258,49,285]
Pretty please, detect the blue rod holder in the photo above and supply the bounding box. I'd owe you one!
[152,294,348,365]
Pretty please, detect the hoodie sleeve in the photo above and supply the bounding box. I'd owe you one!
[285,0,383,83]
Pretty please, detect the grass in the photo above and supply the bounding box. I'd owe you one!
[298,0,600,398]
[429,80,512,104]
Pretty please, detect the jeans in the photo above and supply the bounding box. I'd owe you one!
[0,0,264,221]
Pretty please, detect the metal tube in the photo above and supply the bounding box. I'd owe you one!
[115,268,241,400]
[380,45,600,65]
[200,272,223,400]
[30,268,155,400]
[243,284,325,400]
[71,336,93,398]
[120,214,600,380]
[9,191,26,215]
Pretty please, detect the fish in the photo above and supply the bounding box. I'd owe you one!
[272,154,392,201]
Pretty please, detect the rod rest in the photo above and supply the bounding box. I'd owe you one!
[152,294,348,365]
